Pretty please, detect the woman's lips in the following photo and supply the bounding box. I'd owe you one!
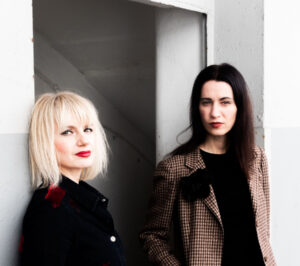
[75,151,91,157]
[210,122,223,128]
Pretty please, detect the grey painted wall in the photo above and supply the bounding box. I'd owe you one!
[0,1,34,266]
[0,134,31,266]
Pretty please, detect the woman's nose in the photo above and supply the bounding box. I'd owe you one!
[77,133,89,146]
[211,103,221,118]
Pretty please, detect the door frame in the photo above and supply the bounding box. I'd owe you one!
[129,0,214,65]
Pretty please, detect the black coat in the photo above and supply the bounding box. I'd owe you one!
[19,176,126,266]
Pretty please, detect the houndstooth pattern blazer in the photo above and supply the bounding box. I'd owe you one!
[140,146,276,266]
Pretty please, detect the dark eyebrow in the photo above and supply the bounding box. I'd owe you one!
[200,97,233,101]
[199,97,212,101]
[220,97,233,100]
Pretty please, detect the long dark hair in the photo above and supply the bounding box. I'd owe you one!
[172,63,255,178]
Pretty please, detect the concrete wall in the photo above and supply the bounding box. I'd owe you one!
[264,1,300,265]
[0,1,34,265]
[156,8,206,161]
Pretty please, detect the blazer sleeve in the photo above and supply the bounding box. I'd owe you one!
[259,147,271,239]
[20,193,74,266]
[139,160,181,266]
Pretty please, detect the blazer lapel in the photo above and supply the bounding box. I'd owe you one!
[185,148,223,230]
[203,186,223,230]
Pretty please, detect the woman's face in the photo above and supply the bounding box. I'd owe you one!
[54,112,96,182]
[199,80,237,138]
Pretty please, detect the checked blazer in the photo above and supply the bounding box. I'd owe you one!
[139,146,276,266]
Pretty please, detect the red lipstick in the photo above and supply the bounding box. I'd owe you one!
[210,122,223,128]
[75,151,91,157]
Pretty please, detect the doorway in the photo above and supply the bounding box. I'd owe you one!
[33,0,206,264]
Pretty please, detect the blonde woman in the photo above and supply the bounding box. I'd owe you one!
[19,92,125,266]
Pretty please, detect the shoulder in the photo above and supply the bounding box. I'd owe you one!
[155,153,191,180]
[251,145,269,179]
[253,144,263,154]
[31,185,68,208]
[23,185,73,228]
[21,186,77,265]
[253,145,267,162]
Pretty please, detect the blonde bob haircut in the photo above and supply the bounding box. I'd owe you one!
[29,91,109,189]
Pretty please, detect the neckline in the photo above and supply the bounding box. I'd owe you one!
[200,149,227,156]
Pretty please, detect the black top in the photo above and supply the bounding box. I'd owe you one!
[20,176,126,266]
[200,149,265,266]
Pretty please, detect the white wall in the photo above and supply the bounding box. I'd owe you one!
[156,8,206,161]
[264,1,300,265]
[0,1,34,265]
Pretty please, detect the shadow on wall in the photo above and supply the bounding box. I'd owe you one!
[33,0,156,265]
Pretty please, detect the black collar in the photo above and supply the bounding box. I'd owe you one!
[60,175,109,211]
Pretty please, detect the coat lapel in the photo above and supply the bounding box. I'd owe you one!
[184,148,261,231]
[203,186,223,230]
[185,148,223,230]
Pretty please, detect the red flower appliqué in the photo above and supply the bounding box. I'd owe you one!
[45,185,66,208]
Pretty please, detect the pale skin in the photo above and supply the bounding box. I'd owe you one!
[54,113,96,183]
[199,80,237,154]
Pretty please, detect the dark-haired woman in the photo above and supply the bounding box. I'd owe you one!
[140,63,276,266]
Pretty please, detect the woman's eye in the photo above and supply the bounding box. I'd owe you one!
[200,101,210,106]
[84,128,93,133]
[61,130,73,135]
[221,101,231,105]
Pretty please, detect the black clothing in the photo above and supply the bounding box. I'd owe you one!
[20,176,125,266]
[200,149,265,266]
